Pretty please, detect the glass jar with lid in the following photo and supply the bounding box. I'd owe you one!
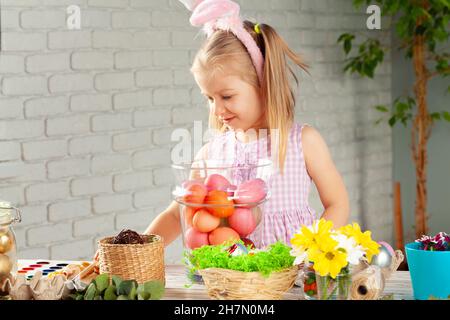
[0,200,22,295]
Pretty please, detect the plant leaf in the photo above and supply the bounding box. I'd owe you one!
[84,283,97,300]
[443,111,450,122]
[137,284,151,300]
[389,116,397,127]
[94,274,110,293]
[104,285,117,300]
[375,105,389,112]
[112,275,123,289]
[128,285,137,300]
[117,280,137,297]
[431,112,442,121]
[144,280,165,300]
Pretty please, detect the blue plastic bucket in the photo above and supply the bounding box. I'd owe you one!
[405,242,450,300]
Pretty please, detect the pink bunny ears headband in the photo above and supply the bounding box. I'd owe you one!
[179,0,264,83]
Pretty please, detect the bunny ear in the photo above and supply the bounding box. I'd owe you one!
[190,0,240,27]
[178,0,204,11]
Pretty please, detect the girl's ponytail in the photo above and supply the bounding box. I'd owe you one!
[244,21,308,174]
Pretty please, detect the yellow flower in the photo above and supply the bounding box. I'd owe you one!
[290,218,334,251]
[310,234,348,279]
[339,223,380,262]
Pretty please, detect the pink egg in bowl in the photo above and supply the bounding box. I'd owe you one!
[185,227,209,249]
[234,178,267,205]
[205,174,231,192]
[228,208,256,237]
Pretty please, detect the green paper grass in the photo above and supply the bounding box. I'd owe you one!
[185,241,295,281]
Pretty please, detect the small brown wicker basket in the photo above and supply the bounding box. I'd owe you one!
[198,265,299,300]
[98,234,165,284]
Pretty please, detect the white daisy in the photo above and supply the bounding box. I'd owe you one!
[332,233,365,265]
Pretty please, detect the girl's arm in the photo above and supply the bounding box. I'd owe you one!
[302,126,350,228]
[144,200,182,246]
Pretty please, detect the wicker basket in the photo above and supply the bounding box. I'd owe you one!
[198,265,299,300]
[98,234,165,284]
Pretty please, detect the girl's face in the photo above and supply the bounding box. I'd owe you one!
[194,72,266,132]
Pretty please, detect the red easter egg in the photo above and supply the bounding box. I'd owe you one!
[185,227,209,249]
[228,208,256,237]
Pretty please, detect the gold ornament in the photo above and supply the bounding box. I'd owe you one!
[0,254,12,276]
[0,232,13,254]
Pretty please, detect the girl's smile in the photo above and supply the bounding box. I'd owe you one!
[194,72,265,133]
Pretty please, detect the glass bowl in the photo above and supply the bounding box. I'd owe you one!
[171,159,273,281]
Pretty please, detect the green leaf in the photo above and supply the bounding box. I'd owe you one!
[407,96,416,106]
[437,59,449,73]
[84,283,97,300]
[104,285,117,301]
[431,112,442,121]
[388,116,397,127]
[375,105,389,113]
[128,285,137,300]
[94,274,110,293]
[144,280,165,300]
[117,280,137,297]
[443,111,450,122]
[344,40,352,55]
[337,33,355,55]
[117,295,129,300]
[137,284,151,300]
[112,275,123,289]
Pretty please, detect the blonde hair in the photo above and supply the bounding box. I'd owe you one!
[191,21,308,174]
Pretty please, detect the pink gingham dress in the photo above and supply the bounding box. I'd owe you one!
[207,122,316,248]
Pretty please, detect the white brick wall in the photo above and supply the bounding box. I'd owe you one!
[0,0,393,263]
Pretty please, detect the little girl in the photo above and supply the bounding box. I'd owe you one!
[144,0,350,248]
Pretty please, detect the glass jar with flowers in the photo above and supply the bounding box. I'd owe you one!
[290,219,381,300]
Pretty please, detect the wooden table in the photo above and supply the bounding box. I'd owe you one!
[163,265,414,300]
[15,261,413,300]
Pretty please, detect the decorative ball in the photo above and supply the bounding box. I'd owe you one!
[0,232,13,254]
[371,241,394,268]
[0,254,12,276]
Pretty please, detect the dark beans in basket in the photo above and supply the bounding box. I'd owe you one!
[111,229,145,244]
